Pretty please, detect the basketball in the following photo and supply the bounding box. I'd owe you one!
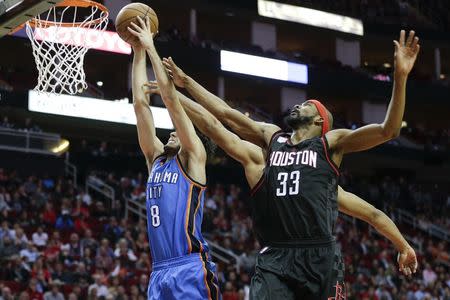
[115,3,159,45]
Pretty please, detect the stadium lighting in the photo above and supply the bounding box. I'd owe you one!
[28,90,173,129]
[96,81,104,87]
[257,0,364,36]
[220,50,308,84]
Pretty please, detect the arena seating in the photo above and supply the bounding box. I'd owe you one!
[0,168,448,299]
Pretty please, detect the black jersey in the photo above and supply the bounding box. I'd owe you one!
[251,131,340,247]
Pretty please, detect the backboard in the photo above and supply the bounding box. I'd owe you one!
[0,0,64,37]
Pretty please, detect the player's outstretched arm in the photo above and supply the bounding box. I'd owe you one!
[337,186,418,276]
[131,45,164,165]
[327,30,420,154]
[128,17,205,165]
[162,57,281,148]
[145,81,264,186]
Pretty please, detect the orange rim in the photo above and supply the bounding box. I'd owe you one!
[26,0,109,28]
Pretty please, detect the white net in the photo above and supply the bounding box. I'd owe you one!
[25,2,108,95]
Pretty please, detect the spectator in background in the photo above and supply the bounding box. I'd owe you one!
[137,274,148,297]
[222,282,239,300]
[135,252,151,272]
[135,232,149,253]
[76,190,92,207]
[92,201,108,221]
[72,262,91,287]
[32,226,48,248]
[114,238,137,268]
[0,188,11,212]
[96,240,114,271]
[80,229,98,253]
[20,242,39,263]
[27,277,43,300]
[103,217,123,244]
[0,286,13,300]
[88,274,109,298]
[12,226,29,245]
[51,262,71,284]
[0,221,11,240]
[43,281,64,300]
[0,235,20,258]
[55,213,74,231]
[43,203,57,227]
[423,263,438,286]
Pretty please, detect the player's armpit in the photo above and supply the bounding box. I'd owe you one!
[133,103,164,161]
[326,123,398,154]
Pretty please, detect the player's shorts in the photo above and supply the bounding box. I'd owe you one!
[148,253,221,300]
[250,239,346,300]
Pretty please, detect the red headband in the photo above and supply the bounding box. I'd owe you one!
[306,99,330,136]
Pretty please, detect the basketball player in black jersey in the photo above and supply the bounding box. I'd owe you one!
[145,80,418,299]
[157,29,420,299]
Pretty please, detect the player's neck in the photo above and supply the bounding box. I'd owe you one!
[290,127,319,144]
[163,149,179,161]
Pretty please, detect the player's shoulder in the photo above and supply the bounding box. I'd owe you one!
[325,129,351,149]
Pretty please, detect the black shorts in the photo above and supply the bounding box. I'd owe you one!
[250,243,346,300]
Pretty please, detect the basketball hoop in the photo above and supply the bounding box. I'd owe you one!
[25,0,109,95]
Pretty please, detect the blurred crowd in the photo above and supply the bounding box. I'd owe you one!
[0,117,42,133]
[1,167,447,299]
[307,0,450,31]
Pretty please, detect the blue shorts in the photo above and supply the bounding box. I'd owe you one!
[148,253,221,300]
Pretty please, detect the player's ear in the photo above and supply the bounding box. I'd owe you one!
[314,115,324,127]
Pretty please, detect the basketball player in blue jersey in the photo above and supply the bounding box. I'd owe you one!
[128,16,220,300]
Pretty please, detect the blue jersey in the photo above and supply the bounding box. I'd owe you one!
[146,155,210,263]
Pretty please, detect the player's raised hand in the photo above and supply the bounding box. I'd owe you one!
[397,246,418,276]
[127,16,155,50]
[162,57,187,88]
[393,30,420,77]
[143,80,161,96]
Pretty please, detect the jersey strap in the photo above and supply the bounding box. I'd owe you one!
[321,136,340,176]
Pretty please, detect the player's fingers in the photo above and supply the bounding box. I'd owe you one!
[169,56,176,67]
[129,22,142,32]
[393,40,400,51]
[406,30,415,46]
[136,15,145,28]
[415,44,420,54]
[411,36,419,49]
[127,27,140,36]
[162,60,172,69]
[145,16,150,29]
[399,29,405,46]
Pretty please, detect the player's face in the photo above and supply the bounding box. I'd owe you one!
[164,131,181,153]
[291,101,318,118]
[285,101,318,129]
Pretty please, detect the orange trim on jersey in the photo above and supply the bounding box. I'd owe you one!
[184,184,194,254]
[176,155,207,189]
[192,189,203,234]
[200,253,213,300]
[321,136,340,176]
